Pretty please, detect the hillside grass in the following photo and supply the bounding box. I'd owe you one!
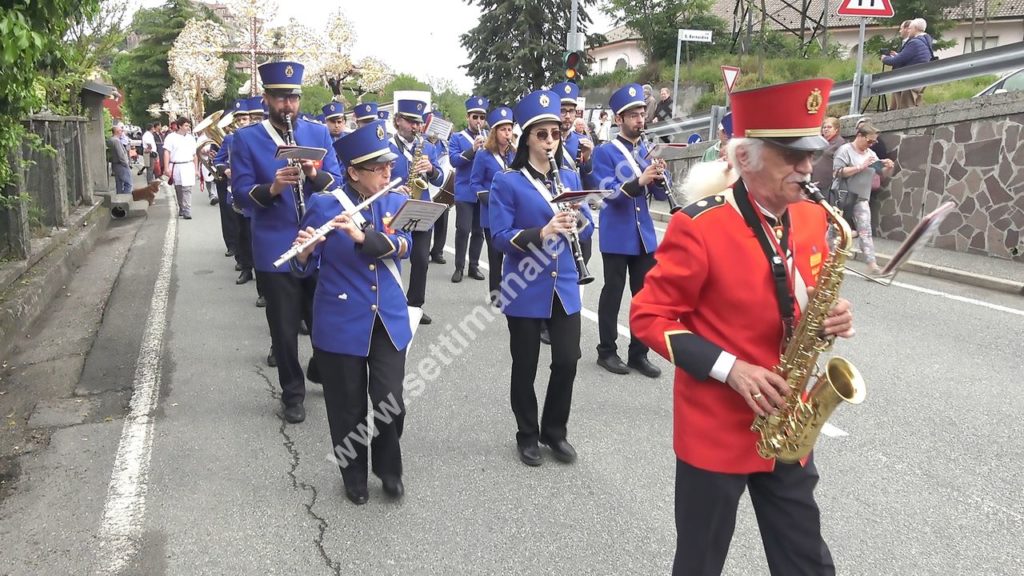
[583,55,1000,117]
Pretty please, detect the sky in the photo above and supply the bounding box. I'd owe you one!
[133,0,618,94]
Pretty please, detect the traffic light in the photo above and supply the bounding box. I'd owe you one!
[564,50,583,82]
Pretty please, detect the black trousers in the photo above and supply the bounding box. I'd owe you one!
[407,229,431,307]
[597,251,656,361]
[430,209,449,259]
[580,236,593,265]
[673,457,835,576]
[256,271,316,406]
[483,228,503,298]
[506,297,581,446]
[216,180,237,253]
[454,201,484,271]
[315,317,406,486]
[235,212,253,271]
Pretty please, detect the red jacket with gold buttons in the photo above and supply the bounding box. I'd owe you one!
[630,186,830,474]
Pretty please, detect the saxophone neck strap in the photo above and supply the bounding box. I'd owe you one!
[734,180,797,342]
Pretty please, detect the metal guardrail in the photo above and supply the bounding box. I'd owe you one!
[643,42,1024,140]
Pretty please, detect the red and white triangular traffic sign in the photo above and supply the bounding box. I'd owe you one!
[837,0,895,18]
[721,66,741,94]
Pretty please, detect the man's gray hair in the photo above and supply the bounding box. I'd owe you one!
[910,17,927,32]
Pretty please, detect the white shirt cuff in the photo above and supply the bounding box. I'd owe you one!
[709,351,737,383]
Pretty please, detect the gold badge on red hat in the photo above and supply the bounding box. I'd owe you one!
[806,89,823,115]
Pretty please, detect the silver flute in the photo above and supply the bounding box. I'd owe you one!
[273,178,403,268]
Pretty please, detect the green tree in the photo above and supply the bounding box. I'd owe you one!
[0,0,102,189]
[460,0,600,105]
[880,0,961,49]
[109,0,210,123]
[600,0,728,63]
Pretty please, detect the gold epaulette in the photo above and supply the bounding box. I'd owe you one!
[681,194,726,219]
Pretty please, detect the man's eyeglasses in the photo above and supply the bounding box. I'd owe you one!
[356,161,395,174]
[774,146,819,166]
[534,129,561,141]
[469,114,485,120]
[560,107,575,116]
[269,94,300,104]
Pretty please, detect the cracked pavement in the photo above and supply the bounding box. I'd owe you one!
[0,189,1022,575]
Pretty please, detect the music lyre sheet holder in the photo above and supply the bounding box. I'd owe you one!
[847,201,957,286]
[275,145,328,162]
[390,199,448,233]
[550,189,614,204]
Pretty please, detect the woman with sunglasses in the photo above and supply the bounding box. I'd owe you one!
[290,120,413,505]
[469,105,516,302]
[833,122,894,274]
[448,96,490,283]
[489,90,595,467]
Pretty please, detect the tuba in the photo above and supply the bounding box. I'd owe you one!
[194,110,226,150]
[750,181,866,463]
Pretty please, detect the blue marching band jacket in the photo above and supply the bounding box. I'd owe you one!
[449,128,485,203]
[489,166,595,319]
[585,135,669,256]
[212,132,245,215]
[230,118,342,272]
[291,185,413,356]
[470,147,514,231]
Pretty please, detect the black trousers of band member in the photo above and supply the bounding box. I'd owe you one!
[430,210,449,260]
[234,212,253,271]
[454,201,484,271]
[580,236,593,265]
[215,180,238,253]
[315,316,406,485]
[673,456,835,576]
[597,251,656,361]
[483,228,503,298]
[256,270,316,407]
[506,296,581,446]
[407,230,431,308]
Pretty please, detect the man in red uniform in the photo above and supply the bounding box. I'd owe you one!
[630,78,856,576]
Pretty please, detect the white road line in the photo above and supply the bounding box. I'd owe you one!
[93,191,176,574]
[821,423,848,438]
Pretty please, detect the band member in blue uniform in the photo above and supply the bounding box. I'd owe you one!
[425,109,450,266]
[230,61,342,423]
[214,99,244,266]
[291,120,412,505]
[490,90,594,467]
[552,82,595,264]
[376,110,389,124]
[469,105,515,301]
[353,102,379,128]
[322,102,346,142]
[587,83,669,380]
[389,98,444,324]
[448,96,489,282]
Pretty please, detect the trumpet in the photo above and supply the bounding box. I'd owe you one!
[284,113,305,219]
[273,178,403,268]
[546,152,594,285]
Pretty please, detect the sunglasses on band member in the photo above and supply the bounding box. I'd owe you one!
[469,114,485,120]
[534,129,562,141]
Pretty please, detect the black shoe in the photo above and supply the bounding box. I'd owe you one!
[541,438,577,463]
[256,296,266,308]
[430,254,446,264]
[344,483,369,505]
[299,319,310,335]
[467,267,485,280]
[518,443,542,467]
[266,348,277,367]
[381,477,405,499]
[597,355,631,375]
[183,214,192,220]
[419,312,432,325]
[234,262,242,271]
[210,197,219,206]
[539,326,551,345]
[451,269,463,283]
[627,357,662,379]
[225,249,235,257]
[236,269,253,285]
[306,359,321,385]
[282,403,305,423]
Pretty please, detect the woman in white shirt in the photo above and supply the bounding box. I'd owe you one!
[832,123,895,274]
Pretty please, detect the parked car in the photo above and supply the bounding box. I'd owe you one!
[974,68,1024,97]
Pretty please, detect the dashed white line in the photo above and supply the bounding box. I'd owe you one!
[93,191,176,574]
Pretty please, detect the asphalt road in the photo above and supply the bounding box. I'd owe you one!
[1,190,1022,576]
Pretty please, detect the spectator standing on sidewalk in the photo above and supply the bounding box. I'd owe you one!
[162,117,198,219]
[882,18,933,109]
[643,84,656,122]
[833,122,895,274]
[141,122,157,180]
[595,110,611,144]
[107,124,133,195]
[811,116,844,191]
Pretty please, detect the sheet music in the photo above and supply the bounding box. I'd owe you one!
[390,199,448,232]
[425,117,454,142]
[275,145,327,162]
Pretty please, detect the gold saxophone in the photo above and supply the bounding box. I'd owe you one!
[406,136,429,196]
[750,181,866,463]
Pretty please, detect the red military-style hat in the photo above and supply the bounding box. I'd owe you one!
[730,78,833,151]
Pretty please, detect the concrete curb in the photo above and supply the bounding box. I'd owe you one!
[0,203,109,360]
[650,209,1024,296]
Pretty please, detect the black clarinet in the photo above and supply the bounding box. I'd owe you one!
[639,131,682,214]
[546,152,594,285]
[284,113,305,220]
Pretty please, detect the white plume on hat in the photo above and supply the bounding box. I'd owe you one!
[681,159,738,203]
